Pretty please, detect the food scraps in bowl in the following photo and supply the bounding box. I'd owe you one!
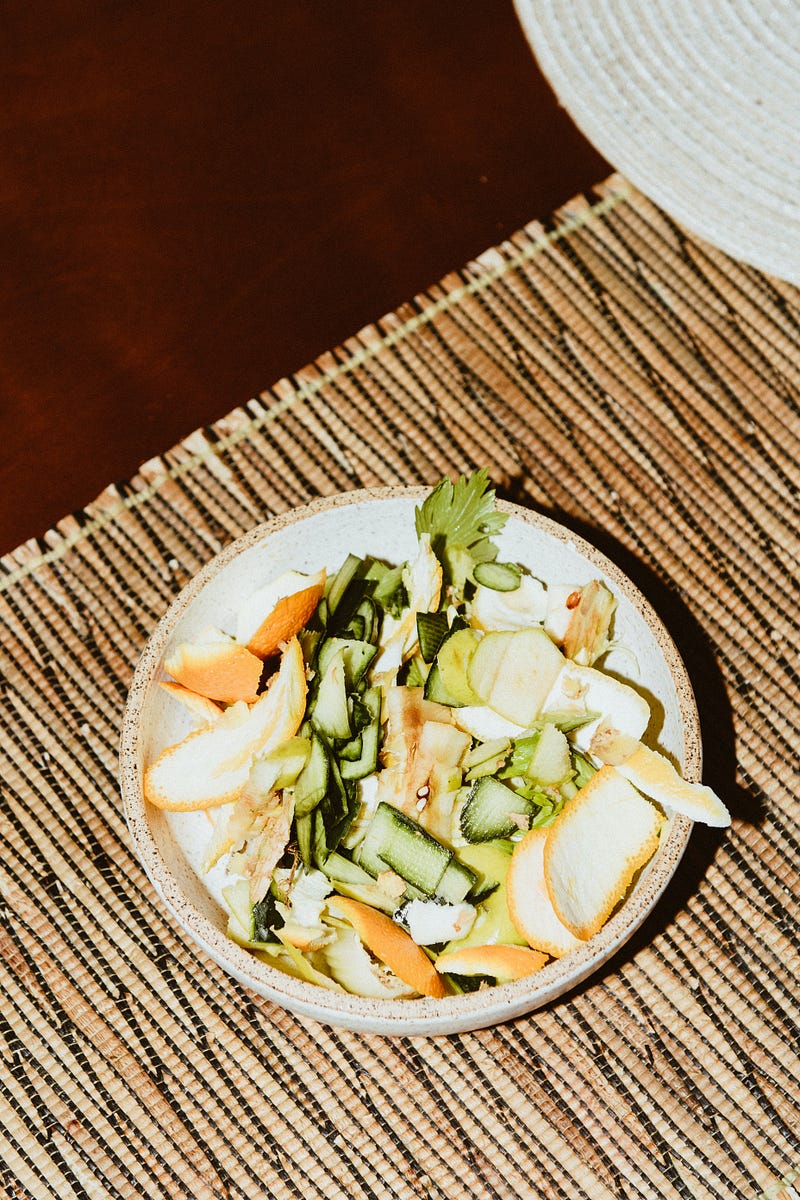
[138,470,730,1003]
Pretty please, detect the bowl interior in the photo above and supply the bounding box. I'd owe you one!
[120,488,695,1035]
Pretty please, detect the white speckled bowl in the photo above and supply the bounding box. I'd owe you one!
[119,488,697,1036]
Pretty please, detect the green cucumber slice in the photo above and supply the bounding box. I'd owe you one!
[316,637,376,688]
[295,811,313,868]
[460,776,535,842]
[339,688,381,780]
[357,802,452,896]
[326,554,365,616]
[336,733,363,762]
[345,597,379,645]
[436,857,478,904]
[321,851,375,886]
[423,662,461,706]
[293,734,329,817]
[312,647,351,740]
[416,611,450,663]
[525,722,571,785]
[473,561,522,591]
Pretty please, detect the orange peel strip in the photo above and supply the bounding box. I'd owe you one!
[506,828,585,958]
[435,944,547,982]
[158,681,224,725]
[144,637,306,811]
[328,896,447,999]
[613,742,730,827]
[543,765,663,940]
[163,640,263,704]
[243,569,326,660]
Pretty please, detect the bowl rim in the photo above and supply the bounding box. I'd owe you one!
[119,486,696,1035]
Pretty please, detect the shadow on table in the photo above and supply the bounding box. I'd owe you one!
[494,487,761,987]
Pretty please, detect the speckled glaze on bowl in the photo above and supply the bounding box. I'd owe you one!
[119,488,697,1036]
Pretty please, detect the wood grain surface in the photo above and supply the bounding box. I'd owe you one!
[0,1,607,554]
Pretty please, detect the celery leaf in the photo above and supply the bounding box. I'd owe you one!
[415,468,507,595]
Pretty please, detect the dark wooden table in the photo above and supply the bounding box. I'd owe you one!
[0,1,607,555]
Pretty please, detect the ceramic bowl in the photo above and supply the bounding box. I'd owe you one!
[119,487,697,1036]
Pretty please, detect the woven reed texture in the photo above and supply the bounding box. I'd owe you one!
[1,175,798,1200]
[514,0,800,285]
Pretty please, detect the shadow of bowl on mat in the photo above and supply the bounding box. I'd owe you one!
[493,488,760,1008]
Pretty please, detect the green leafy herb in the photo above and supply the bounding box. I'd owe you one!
[415,468,508,597]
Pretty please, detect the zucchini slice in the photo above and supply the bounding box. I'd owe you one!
[326,553,365,617]
[339,688,382,780]
[293,734,330,817]
[357,802,452,896]
[317,637,376,689]
[460,776,535,842]
[472,561,522,591]
[416,611,450,663]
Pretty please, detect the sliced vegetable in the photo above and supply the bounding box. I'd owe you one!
[435,857,478,905]
[358,802,453,896]
[463,737,511,781]
[423,662,461,706]
[525,722,572,786]
[416,610,450,663]
[467,628,565,726]
[460,776,537,842]
[326,554,366,620]
[472,561,522,592]
[436,628,483,706]
[316,637,377,688]
[339,688,381,781]
[327,896,447,998]
[293,734,330,817]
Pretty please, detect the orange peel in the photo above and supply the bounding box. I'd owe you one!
[236,569,326,660]
[543,765,663,940]
[144,637,307,811]
[435,944,547,982]
[163,639,263,704]
[328,896,447,999]
[610,742,730,827]
[158,681,224,724]
[506,828,585,958]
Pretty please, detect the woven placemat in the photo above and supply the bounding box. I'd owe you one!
[1,174,798,1200]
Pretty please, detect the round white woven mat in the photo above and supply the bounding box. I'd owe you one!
[514,0,800,284]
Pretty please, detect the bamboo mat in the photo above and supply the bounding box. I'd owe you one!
[1,173,798,1200]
